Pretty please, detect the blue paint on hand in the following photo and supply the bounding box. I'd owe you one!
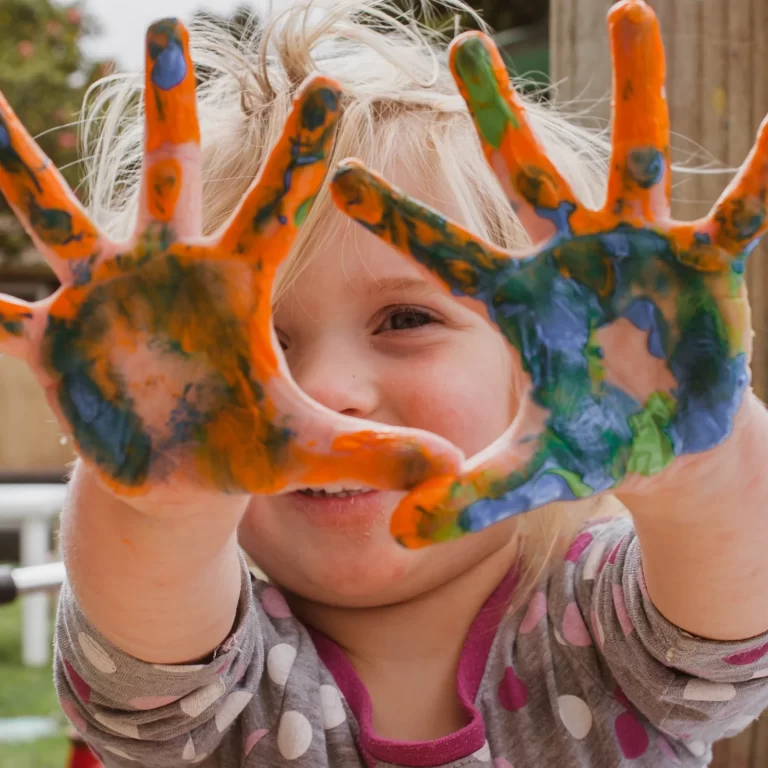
[151,42,187,91]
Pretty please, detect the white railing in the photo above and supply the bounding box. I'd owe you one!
[0,484,67,666]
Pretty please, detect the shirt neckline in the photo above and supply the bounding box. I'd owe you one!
[307,565,519,768]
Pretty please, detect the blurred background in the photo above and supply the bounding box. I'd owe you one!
[0,0,765,766]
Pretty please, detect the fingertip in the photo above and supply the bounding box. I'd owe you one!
[145,18,192,92]
[330,160,377,214]
[608,0,656,28]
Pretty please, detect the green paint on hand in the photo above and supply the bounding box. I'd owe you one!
[547,468,593,498]
[627,391,675,475]
[453,37,518,149]
[294,196,315,227]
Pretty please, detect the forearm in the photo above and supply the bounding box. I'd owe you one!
[622,392,768,641]
[61,461,249,664]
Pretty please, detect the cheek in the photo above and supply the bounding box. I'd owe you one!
[404,367,514,456]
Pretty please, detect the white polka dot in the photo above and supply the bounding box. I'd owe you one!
[591,610,605,650]
[277,711,313,760]
[320,685,346,730]
[558,695,593,740]
[752,668,768,679]
[182,736,196,761]
[687,740,707,757]
[268,644,297,686]
[78,633,117,674]
[472,741,491,762]
[683,680,737,702]
[153,663,205,673]
[103,746,136,761]
[180,679,226,718]
[582,540,607,581]
[215,691,254,733]
[190,754,209,764]
[553,626,566,646]
[93,713,139,739]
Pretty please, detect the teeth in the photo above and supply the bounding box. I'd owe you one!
[299,488,369,498]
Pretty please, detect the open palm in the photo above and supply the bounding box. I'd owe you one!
[0,19,461,504]
[332,0,766,547]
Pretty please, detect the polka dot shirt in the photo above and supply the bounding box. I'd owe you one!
[54,517,768,766]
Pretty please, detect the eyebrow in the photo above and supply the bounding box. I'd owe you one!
[363,277,442,296]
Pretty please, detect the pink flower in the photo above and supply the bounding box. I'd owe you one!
[57,131,77,150]
[66,7,82,26]
[17,41,35,58]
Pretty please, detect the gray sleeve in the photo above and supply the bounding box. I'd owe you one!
[552,517,768,751]
[53,552,262,767]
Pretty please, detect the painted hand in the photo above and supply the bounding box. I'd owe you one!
[331,0,767,547]
[0,19,461,502]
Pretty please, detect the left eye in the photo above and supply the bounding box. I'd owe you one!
[377,307,438,333]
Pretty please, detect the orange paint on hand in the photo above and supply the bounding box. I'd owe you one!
[0,91,98,261]
[147,158,183,221]
[144,20,201,153]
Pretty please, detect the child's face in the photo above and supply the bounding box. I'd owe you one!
[239,172,519,607]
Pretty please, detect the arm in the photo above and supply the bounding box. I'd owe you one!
[61,461,247,664]
[622,392,768,642]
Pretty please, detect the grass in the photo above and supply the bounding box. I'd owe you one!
[0,596,70,768]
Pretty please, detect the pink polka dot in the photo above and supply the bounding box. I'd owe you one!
[564,532,593,563]
[245,728,269,756]
[612,584,633,637]
[724,641,768,666]
[262,587,292,619]
[563,602,592,647]
[615,710,649,759]
[498,667,529,711]
[64,661,91,704]
[130,695,182,710]
[519,592,547,634]
[608,537,625,565]
[493,759,514,768]
[60,699,87,733]
[657,734,681,764]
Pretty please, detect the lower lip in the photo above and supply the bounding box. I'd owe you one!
[286,490,390,528]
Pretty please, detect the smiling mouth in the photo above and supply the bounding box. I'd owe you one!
[297,487,374,499]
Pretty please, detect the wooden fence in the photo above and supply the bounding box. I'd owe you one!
[551,1,768,764]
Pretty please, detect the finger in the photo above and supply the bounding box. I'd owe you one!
[604,0,672,219]
[702,117,768,256]
[217,75,342,270]
[192,365,465,495]
[138,19,202,237]
[391,417,599,549]
[0,295,34,358]
[330,159,516,303]
[449,32,579,242]
[0,92,102,283]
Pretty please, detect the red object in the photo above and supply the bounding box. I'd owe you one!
[67,736,102,768]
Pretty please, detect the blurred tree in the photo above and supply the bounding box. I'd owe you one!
[468,0,548,31]
[0,0,110,268]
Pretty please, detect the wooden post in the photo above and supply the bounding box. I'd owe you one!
[551,2,768,766]
[551,0,768,401]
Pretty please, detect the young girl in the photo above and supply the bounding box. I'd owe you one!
[1,0,768,765]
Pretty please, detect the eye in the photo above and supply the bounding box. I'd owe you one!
[376,306,439,333]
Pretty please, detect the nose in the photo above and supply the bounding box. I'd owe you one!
[289,336,380,420]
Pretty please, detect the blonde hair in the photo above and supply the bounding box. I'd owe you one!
[80,0,626,604]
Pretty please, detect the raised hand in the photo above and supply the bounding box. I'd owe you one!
[331,0,766,548]
[0,19,461,503]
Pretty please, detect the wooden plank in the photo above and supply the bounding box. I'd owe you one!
[748,0,768,400]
